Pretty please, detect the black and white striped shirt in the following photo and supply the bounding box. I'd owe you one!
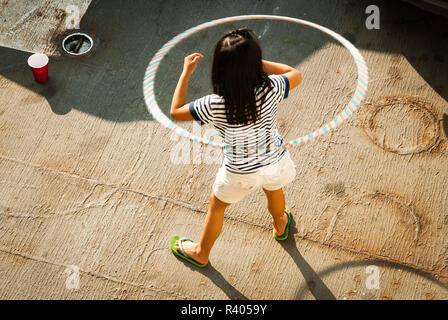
[189,74,290,174]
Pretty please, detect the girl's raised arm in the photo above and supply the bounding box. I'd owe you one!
[262,60,302,90]
[170,53,204,121]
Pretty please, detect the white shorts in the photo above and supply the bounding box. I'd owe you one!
[213,150,296,204]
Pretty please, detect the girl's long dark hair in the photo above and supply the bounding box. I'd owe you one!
[212,28,271,125]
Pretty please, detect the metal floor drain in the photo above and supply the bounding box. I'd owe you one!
[62,32,93,56]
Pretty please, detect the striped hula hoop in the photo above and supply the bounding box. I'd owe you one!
[143,15,369,151]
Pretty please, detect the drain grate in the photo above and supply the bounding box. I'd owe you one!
[62,33,93,56]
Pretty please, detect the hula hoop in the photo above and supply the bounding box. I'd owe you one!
[143,15,369,151]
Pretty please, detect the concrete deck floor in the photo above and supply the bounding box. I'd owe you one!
[0,0,447,300]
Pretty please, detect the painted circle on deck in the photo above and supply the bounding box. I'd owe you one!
[143,15,369,152]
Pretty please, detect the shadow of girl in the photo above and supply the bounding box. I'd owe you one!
[179,260,248,300]
[278,217,336,300]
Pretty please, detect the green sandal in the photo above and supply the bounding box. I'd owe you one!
[170,235,208,268]
[273,206,291,241]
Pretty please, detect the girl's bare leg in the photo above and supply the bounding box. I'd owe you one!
[175,193,230,264]
[263,188,288,236]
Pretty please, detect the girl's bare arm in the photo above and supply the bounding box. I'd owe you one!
[170,53,204,121]
[262,60,302,90]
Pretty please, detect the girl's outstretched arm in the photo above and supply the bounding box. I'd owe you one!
[262,60,302,90]
[170,53,204,121]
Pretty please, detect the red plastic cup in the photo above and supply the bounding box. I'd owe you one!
[27,53,49,83]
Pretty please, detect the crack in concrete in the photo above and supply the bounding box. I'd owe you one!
[1,153,446,281]
[0,245,188,299]
[0,154,110,186]
[120,130,153,186]
[7,6,39,34]
[0,180,38,189]
[0,203,107,219]
[87,122,117,176]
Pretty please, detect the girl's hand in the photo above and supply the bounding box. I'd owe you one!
[183,53,203,76]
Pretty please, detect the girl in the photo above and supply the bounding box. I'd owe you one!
[169,28,302,267]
